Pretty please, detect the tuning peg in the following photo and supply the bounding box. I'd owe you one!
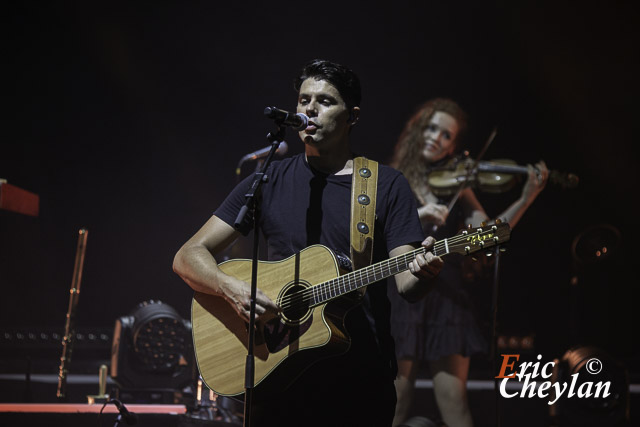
[500,247,507,253]
[485,251,493,257]
[471,256,478,262]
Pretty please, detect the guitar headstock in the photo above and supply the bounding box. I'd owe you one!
[447,220,511,256]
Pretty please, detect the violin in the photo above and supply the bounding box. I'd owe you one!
[427,156,579,196]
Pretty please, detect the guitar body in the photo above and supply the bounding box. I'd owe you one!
[191,244,358,397]
[190,222,512,398]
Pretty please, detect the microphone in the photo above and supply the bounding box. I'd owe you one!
[264,107,308,131]
[238,141,288,164]
[110,398,138,425]
[236,141,288,175]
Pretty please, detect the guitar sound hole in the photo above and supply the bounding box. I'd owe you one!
[281,284,310,323]
[264,282,314,353]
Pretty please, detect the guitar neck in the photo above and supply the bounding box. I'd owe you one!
[309,238,451,307]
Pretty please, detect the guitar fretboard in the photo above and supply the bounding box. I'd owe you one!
[309,240,449,307]
[276,223,509,313]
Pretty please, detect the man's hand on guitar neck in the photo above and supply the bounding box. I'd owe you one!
[408,236,443,281]
[392,236,444,303]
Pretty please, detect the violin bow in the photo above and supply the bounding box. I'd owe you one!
[431,127,498,234]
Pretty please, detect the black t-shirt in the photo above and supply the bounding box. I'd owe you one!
[214,153,423,408]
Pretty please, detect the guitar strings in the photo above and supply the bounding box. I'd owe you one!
[277,245,425,308]
[277,229,503,310]
[277,228,506,311]
[276,251,422,311]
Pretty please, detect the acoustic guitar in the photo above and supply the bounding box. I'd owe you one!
[191,221,511,397]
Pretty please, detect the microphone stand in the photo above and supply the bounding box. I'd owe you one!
[489,242,504,427]
[107,398,137,426]
[233,123,287,427]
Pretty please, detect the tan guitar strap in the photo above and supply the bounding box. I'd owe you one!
[350,157,379,281]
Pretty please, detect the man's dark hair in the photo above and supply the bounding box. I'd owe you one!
[293,59,362,110]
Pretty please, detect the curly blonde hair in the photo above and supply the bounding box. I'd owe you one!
[391,98,469,202]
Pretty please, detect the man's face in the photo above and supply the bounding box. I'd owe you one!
[422,111,459,163]
[296,78,353,148]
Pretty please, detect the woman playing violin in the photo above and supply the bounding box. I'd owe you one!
[388,98,548,427]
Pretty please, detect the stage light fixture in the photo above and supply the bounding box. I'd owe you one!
[110,300,195,394]
[550,345,629,427]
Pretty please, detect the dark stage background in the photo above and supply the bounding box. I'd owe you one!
[2,0,638,414]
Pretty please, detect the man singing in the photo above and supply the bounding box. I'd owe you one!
[173,59,443,426]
